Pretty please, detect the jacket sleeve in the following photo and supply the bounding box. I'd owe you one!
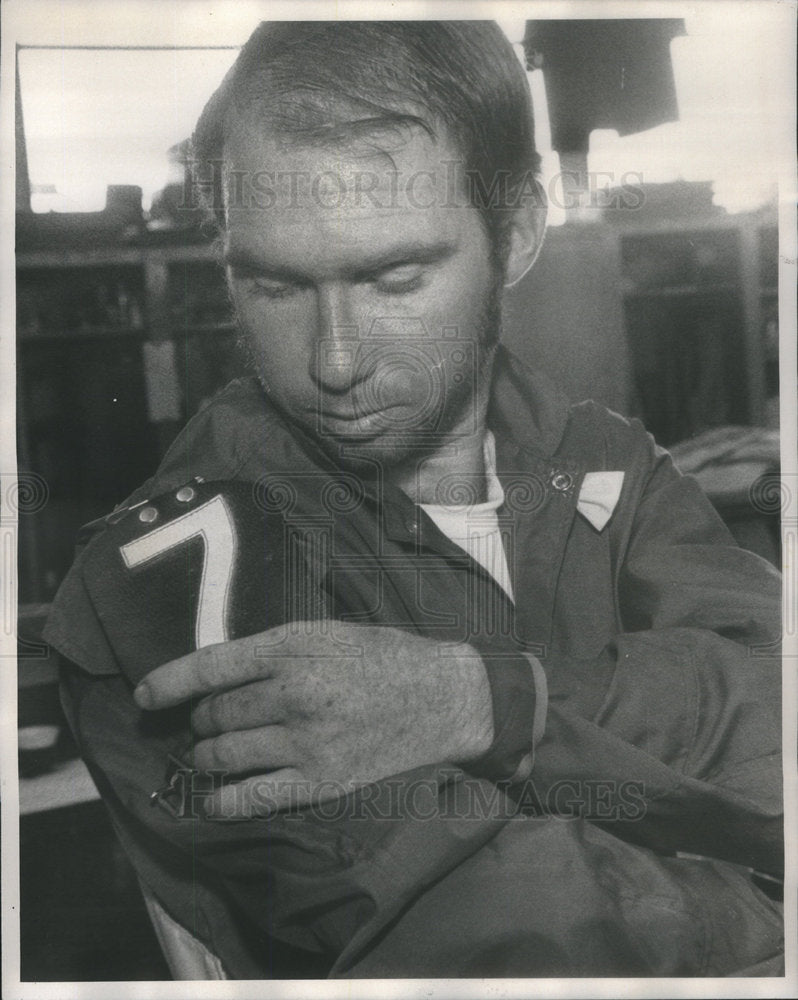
[526,417,783,876]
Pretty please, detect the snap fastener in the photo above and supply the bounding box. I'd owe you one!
[139,506,159,524]
[405,516,419,534]
[176,486,196,503]
[550,471,574,493]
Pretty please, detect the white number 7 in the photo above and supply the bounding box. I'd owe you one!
[120,495,237,649]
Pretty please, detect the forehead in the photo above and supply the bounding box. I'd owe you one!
[221,121,478,265]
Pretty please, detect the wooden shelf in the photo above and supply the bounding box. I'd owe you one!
[19,324,147,341]
[16,240,244,601]
[19,756,100,816]
[17,241,220,271]
[169,322,236,335]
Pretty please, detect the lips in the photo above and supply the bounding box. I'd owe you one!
[321,408,386,422]
[315,398,404,421]
[319,408,394,427]
[314,403,409,440]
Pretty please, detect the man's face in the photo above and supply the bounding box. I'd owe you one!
[223,119,501,471]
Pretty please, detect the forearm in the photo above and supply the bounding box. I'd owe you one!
[528,627,782,873]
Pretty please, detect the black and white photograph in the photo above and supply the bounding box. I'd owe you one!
[2,1,796,995]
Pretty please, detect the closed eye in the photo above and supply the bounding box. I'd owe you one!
[369,263,426,296]
[249,277,301,300]
[232,267,306,301]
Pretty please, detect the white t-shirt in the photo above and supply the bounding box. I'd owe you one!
[419,430,514,603]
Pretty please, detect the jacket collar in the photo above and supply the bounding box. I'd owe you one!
[487,344,572,465]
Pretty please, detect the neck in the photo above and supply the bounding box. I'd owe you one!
[392,394,491,506]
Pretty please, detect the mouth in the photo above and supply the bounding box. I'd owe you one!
[316,406,403,435]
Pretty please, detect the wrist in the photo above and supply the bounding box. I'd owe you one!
[444,643,494,763]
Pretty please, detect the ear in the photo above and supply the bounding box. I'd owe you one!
[502,179,547,288]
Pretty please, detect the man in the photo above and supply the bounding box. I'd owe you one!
[44,21,783,978]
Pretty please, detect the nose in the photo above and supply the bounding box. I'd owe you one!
[311,284,362,393]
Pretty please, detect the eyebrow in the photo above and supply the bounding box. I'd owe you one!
[223,240,457,282]
[223,249,309,284]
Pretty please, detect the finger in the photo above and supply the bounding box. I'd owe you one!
[191,726,295,775]
[252,619,362,658]
[203,768,310,819]
[191,681,285,737]
[134,635,275,710]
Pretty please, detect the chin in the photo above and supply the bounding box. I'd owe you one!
[322,433,424,474]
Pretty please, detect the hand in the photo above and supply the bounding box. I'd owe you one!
[134,622,493,817]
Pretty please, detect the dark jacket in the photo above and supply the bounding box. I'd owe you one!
[44,346,783,977]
